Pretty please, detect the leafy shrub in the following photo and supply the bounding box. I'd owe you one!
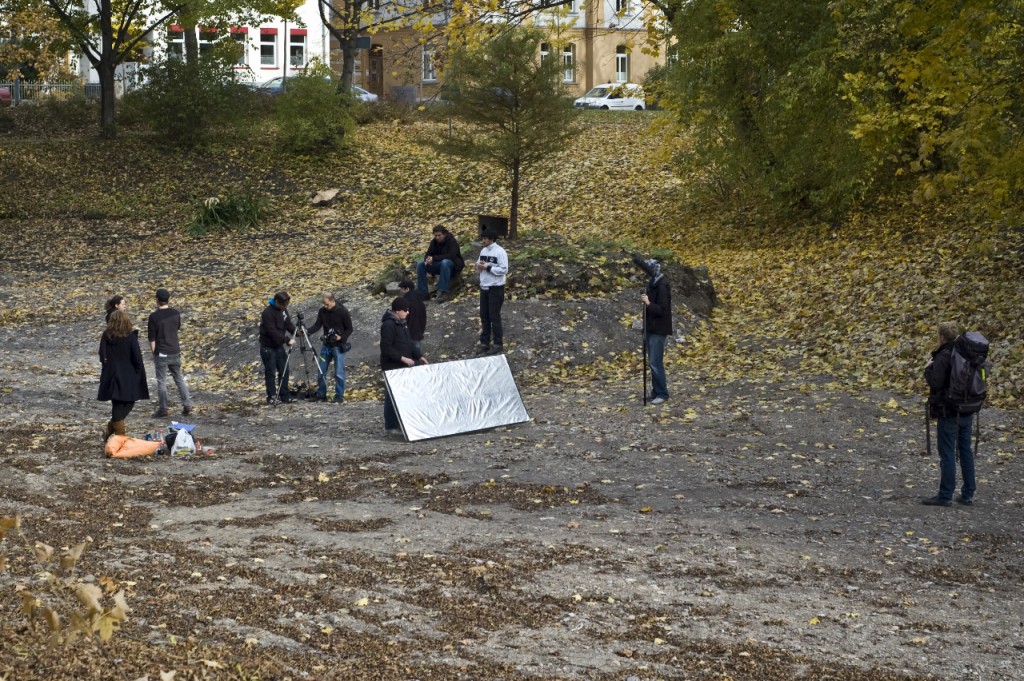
[272,73,355,153]
[189,190,266,236]
[354,99,417,126]
[122,54,258,148]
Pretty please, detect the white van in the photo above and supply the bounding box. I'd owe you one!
[573,83,646,111]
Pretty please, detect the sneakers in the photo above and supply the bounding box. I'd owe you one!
[152,409,169,418]
[956,495,974,506]
[487,345,504,356]
[650,397,667,405]
[476,344,491,355]
[921,496,952,507]
[331,396,345,404]
[436,292,451,303]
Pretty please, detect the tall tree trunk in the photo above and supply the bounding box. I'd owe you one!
[509,158,521,239]
[341,33,358,90]
[98,0,116,138]
[184,24,200,65]
[97,60,117,138]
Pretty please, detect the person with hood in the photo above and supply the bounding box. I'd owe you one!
[98,310,150,441]
[922,321,976,507]
[416,225,465,303]
[259,291,296,404]
[476,229,509,355]
[398,280,427,356]
[380,297,427,434]
[641,258,672,404]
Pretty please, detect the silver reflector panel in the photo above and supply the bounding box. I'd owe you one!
[384,355,530,441]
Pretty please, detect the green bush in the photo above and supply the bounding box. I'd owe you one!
[188,190,266,237]
[123,54,258,148]
[272,64,355,153]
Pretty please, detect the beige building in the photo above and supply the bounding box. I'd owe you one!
[334,0,666,101]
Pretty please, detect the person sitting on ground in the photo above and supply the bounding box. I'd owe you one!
[399,280,427,356]
[105,295,126,323]
[922,321,976,507]
[259,291,296,405]
[148,288,194,418]
[379,297,428,435]
[98,310,150,441]
[308,291,353,403]
[416,225,464,303]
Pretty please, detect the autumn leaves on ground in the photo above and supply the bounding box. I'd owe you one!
[1,113,1023,680]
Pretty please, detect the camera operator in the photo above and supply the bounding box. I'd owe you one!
[259,291,296,405]
[308,291,353,403]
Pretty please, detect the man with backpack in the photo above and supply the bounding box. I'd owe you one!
[922,322,989,507]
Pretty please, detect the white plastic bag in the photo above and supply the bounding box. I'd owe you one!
[170,429,196,457]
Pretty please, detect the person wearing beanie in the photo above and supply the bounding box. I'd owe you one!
[398,280,427,356]
[380,297,427,434]
[476,229,509,355]
[641,258,672,404]
[147,288,194,418]
[259,291,296,404]
[98,310,150,441]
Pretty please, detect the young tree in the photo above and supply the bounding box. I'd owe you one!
[435,27,579,238]
[0,0,75,80]
[43,0,183,137]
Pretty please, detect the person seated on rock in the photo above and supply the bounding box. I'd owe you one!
[416,225,464,303]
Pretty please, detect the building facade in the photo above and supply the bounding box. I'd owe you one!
[341,0,666,101]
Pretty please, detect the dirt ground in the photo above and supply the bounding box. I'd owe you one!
[1,304,1022,680]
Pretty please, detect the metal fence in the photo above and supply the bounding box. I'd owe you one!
[0,80,102,106]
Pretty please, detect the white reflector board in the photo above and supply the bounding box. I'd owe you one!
[384,355,530,441]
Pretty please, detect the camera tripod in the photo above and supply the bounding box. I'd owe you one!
[277,312,327,401]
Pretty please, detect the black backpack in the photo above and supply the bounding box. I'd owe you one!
[945,331,991,414]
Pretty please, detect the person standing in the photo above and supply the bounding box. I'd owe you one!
[98,310,150,440]
[308,291,353,403]
[416,225,464,303]
[399,280,427,357]
[476,229,509,355]
[379,298,427,434]
[922,321,976,507]
[147,288,193,418]
[259,291,296,404]
[641,258,672,405]
[105,295,126,323]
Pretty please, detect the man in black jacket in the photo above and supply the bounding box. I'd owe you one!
[380,297,427,434]
[641,258,672,405]
[415,226,464,303]
[399,280,427,356]
[922,321,976,507]
[308,291,353,403]
[259,291,296,404]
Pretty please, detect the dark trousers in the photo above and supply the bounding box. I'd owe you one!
[479,285,505,347]
[383,389,399,430]
[111,400,134,422]
[260,345,290,399]
[937,414,976,501]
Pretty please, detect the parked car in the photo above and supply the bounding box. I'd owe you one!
[573,83,646,111]
[0,87,11,107]
[257,77,378,103]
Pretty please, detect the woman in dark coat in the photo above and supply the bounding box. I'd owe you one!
[98,310,150,440]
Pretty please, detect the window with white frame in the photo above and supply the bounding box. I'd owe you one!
[289,32,306,67]
[615,45,628,82]
[260,31,277,66]
[422,44,437,82]
[615,0,630,13]
[231,30,247,65]
[198,28,218,57]
[562,43,575,83]
[540,42,550,62]
[167,27,184,59]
